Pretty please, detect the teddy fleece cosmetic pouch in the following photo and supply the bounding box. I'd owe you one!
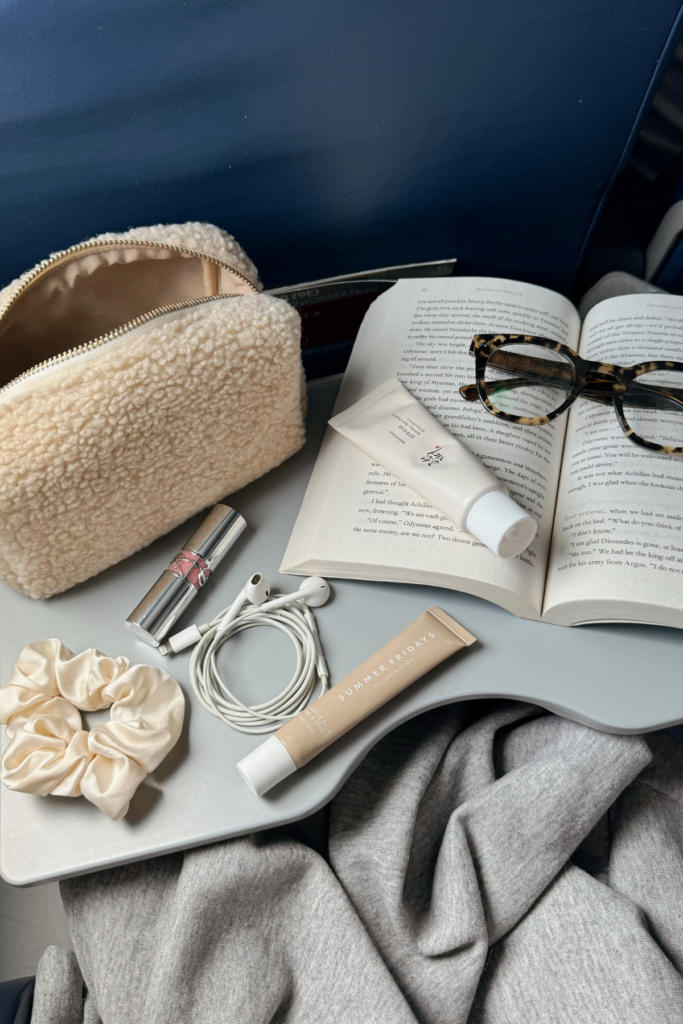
[0,223,305,598]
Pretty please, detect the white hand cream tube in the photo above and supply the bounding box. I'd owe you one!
[328,378,537,558]
[236,607,476,797]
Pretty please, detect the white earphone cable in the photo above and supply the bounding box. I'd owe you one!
[189,598,329,734]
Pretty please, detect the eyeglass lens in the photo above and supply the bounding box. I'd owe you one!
[623,369,683,447]
[484,343,575,418]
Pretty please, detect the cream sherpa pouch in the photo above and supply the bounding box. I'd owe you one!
[0,223,305,599]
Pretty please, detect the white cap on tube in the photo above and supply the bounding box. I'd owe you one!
[466,490,537,559]
[237,735,297,797]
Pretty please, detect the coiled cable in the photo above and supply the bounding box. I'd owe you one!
[189,599,329,734]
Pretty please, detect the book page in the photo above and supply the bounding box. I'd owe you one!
[543,294,683,626]
[282,277,579,618]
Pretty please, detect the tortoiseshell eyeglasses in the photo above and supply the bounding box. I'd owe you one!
[459,333,683,456]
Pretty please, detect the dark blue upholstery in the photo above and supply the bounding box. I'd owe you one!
[1,2,683,293]
[0,977,33,1024]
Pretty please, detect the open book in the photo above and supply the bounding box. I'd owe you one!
[282,278,683,627]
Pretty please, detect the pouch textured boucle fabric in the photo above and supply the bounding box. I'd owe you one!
[0,223,305,598]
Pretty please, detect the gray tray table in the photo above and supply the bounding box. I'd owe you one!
[2,378,682,886]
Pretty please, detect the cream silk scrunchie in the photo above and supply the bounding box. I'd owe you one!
[0,639,185,820]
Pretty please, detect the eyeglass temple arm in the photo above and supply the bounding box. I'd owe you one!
[459,377,614,405]
[460,350,576,403]
[459,383,482,401]
[459,376,612,403]
[623,381,683,412]
[461,351,683,411]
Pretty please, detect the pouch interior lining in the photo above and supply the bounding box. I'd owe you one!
[0,246,254,389]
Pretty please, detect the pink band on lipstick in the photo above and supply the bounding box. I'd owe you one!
[168,550,212,591]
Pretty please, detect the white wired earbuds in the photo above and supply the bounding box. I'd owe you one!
[162,573,331,734]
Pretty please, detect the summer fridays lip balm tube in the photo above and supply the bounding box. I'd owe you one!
[329,378,537,559]
[236,607,475,796]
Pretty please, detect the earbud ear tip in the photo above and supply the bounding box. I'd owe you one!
[245,572,272,605]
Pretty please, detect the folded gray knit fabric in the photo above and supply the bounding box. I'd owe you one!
[30,702,683,1023]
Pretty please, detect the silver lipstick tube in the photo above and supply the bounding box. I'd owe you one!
[126,504,246,646]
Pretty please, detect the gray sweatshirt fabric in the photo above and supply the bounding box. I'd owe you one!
[29,701,683,1023]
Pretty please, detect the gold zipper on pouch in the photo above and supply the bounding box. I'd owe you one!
[0,293,244,397]
[0,239,258,397]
